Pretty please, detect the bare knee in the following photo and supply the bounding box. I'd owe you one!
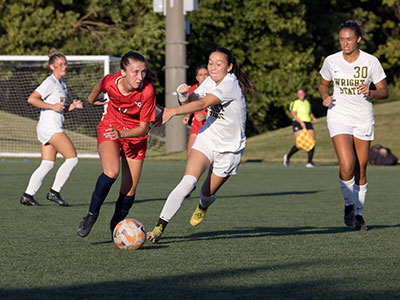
[103,168,119,179]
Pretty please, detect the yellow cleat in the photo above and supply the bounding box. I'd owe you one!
[190,206,207,226]
[146,224,164,243]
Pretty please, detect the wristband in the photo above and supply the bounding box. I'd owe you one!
[177,84,189,104]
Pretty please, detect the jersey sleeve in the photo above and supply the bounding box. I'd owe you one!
[289,100,296,111]
[370,56,386,84]
[319,57,332,81]
[35,78,52,99]
[100,74,112,93]
[209,76,237,105]
[139,85,156,122]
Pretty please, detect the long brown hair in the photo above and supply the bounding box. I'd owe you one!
[210,47,258,99]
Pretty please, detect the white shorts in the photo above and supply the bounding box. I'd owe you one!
[327,118,374,141]
[37,125,63,144]
[191,133,244,178]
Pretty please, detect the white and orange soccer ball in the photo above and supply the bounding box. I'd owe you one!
[113,218,146,250]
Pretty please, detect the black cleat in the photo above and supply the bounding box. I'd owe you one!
[20,194,40,206]
[47,191,69,206]
[355,215,368,231]
[344,204,355,226]
[110,219,119,241]
[77,214,97,237]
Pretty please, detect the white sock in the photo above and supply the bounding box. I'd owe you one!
[25,160,54,196]
[160,175,197,222]
[199,191,216,209]
[338,177,355,206]
[354,183,367,216]
[51,157,78,192]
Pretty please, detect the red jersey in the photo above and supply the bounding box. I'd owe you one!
[100,72,156,142]
[188,83,207,135]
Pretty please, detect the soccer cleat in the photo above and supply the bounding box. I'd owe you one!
[305,162,315,168]
[20,194,40,206]
[46,191,69,206]
[355,215,368,231]
[190,206,207,226]
[283,154,289,167]
[344,204,355,226]
[146,224,164,243]
[77,214,97,237]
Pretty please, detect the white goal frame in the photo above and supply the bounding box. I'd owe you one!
[0,55,119,158]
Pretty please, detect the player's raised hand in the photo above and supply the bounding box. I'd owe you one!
[69,99,83,111]
[104,124,121,140]
[178,84,191,95]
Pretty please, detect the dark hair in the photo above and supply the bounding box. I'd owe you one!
[195,64,208,75]
[338,20,363,38]
[210,47,257,99]
[297,88,305,93]
[120,51,157,83]
[48,47,66,66]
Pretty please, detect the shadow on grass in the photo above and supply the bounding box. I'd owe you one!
[159,223,400,244]
[1,261,399,299]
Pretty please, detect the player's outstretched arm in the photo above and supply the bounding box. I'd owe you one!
[155,93,220,126]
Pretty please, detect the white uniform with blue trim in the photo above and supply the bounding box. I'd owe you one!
[190,73,246,177]
[35,74,67,144]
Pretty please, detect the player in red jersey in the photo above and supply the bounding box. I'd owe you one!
[181,65,208,158]
[77,51,156,239]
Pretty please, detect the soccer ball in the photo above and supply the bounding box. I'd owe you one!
[113,218,146,250]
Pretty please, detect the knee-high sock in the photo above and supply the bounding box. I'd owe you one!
[25,160,54,196]
[160,175,197,222]
[307,147,315,163]
[287,145,299,159]
[199,191,216,209]
[354,183,367,216]
[51,157,78,192]
[89,173,116,218]
[338,177,354,206]
[111,193,135,225]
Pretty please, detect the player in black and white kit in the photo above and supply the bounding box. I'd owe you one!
[318,20,389,231]
[147,47,257,243]
[19,48,82,207]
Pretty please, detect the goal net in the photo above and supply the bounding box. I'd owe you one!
[0,56,165,158]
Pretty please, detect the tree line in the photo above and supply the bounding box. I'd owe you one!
[1,0,399,136]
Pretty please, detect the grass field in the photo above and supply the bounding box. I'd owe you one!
[1,159,400,299]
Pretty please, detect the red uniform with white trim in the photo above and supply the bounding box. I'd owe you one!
[97,72,156,159]
[188,83,207,135]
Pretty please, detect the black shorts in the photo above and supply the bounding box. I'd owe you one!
[292,121,313,132]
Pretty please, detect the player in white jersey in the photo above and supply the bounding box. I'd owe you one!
[318,20,389,231]
[147,47,257,243]
[19,48,82,207]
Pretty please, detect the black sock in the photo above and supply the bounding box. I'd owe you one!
[49,188,60,195]
[23,192,33,198]
[156,218,168,230]
[287,145,299,159]
[199,204,208,211]
[308,147,315,163]
[111,193,135,227]
[89,173,116,218]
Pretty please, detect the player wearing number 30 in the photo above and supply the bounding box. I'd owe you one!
[147,47,257,243]
[318,20,389,231]
[77,51,156,239]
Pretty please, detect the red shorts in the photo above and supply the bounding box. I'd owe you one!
[189,111,207,135]
[97,123,147,160]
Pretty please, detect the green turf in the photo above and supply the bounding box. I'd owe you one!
[1,159,400,299]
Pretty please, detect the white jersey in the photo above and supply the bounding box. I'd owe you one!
[35,74,67,143]
[319,50,386,125]
[193,73,246,153]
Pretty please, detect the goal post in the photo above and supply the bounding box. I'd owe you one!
[0,55,166,158]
